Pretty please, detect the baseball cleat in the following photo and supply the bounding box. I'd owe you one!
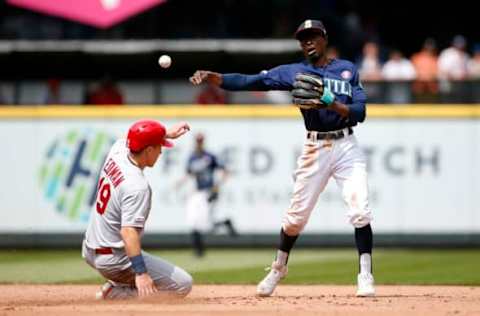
[256,261,288,297]
[356,272,375,297]
[95,281,114,300]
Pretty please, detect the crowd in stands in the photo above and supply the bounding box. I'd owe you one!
[1,34,480,105]
[355,35,480,103]
[358,35,479,83]
[1,0,479,104]
[86,77,124,106]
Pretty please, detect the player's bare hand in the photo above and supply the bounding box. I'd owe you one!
[167,121,190,139]
[189,70,223,86]
[135,273,157,298]
[189,70,207,85]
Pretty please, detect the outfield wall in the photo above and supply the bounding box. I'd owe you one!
[1,105,479,247]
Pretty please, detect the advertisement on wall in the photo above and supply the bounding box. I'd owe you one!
[0,118,479,234]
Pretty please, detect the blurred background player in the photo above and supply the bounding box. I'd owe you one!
[82,119,192,299]
[177,132,237,258]
[190,19,375,297]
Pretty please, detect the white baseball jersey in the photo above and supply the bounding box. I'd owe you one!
[85,139,152,249]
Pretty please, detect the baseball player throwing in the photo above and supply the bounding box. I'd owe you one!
[190,19,375,297]
[82,119,193,299]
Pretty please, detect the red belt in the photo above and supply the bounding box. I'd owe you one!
[95,247,113,255]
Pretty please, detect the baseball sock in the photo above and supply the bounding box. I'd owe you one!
[275,228,299,266]
[191,230,205,257]
[359,253,372,275]
[355,224,373,274]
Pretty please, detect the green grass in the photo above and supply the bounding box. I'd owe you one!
[1,249,479,285]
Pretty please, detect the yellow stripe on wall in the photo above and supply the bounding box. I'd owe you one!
[0,105,298,119]
[0,105,479,119]
[368,105,480,118]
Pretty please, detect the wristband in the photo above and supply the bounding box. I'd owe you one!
[130,255,147,275]
[320,87,335,106]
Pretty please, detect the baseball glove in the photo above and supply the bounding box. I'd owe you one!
[207,185,219,203]
[291,73,335,109]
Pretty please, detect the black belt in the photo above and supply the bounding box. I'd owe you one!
[307,127,353,141]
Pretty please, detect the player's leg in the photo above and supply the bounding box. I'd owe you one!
[99,252,193,299]
[223,218,238,237]
[212,216,238,237]
[95,255,192,299]
[87,252,137,300]
[332,135,375,296]
[141,251,193,297]
[186,191,210,257]
[191,230,205,257]
[82,241,137,299]
[84,242,191,299]
[354,224,374,296]
[95,268,137,299]
[257,141,333,296]
[210,198,238,237]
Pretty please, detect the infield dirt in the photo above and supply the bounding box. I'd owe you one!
[1,285,479,315]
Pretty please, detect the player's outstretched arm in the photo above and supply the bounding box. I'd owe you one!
[166,122,190,139]
[191,70,276,91]
[189,70,223,86]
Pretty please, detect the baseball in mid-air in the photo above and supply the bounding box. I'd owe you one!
[158,55,172,68]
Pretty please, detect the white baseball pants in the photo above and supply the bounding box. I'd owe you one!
[82,241,192,299]
[282,130,372,236]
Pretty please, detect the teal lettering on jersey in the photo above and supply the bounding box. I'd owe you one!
[323,78,352,97]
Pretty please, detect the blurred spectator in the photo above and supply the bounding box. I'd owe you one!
[195,82,226,104]
[468,44,480,79]
[382,50,416,104]
[411,38,439,99]
[438,35,470,80]
[357,42,383,102]
[358,42,383,81]
[44,78,62,104]
[468,44,480,102]
[87,77,124,105]
[382,50,416,80]
[438,35,470,102]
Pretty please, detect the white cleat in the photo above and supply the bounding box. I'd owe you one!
[95,281,138,300]
[95,281,114,300]
[256,262,288,297]
[356,272,375,297]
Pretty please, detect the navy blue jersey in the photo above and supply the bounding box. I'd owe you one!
[221,59,367,132]
[187,151,224,190]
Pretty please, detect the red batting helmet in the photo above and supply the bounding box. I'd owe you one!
[127,119,173,152]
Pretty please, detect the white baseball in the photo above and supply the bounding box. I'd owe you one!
[158,55,171,68]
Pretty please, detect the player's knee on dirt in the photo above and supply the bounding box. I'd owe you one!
[171,267,193,297]
[176,275,193,297]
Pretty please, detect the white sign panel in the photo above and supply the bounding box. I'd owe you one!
[0,118,479,233]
